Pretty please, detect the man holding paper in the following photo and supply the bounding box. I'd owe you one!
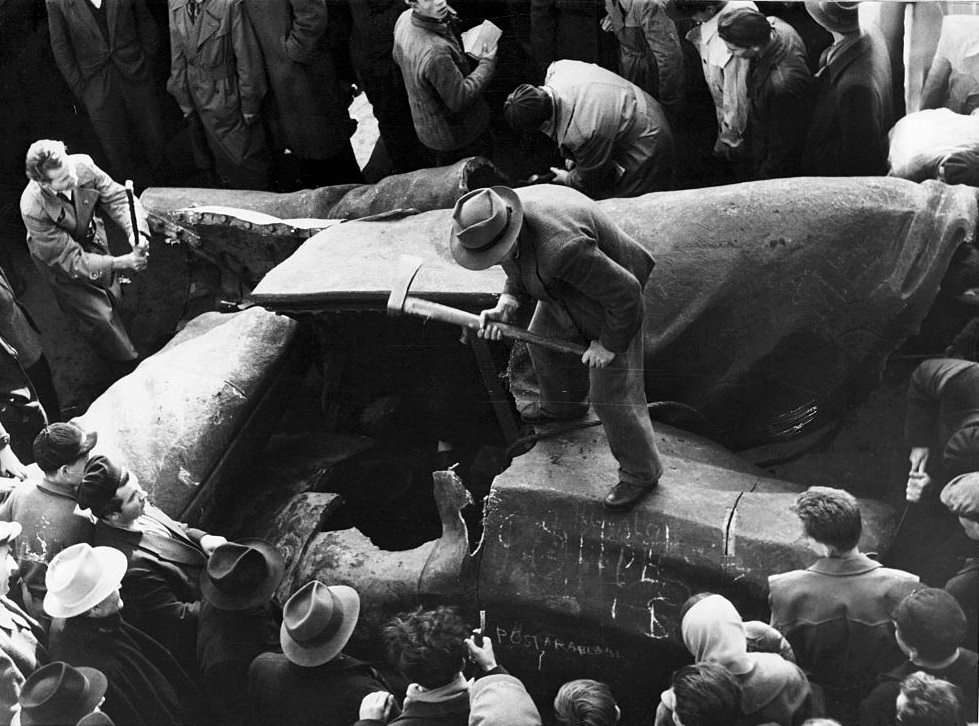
[393,0,499,166]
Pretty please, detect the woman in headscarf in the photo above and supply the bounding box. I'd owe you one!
[655,593,815,726]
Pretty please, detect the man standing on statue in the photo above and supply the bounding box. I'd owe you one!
[449,184,664,511]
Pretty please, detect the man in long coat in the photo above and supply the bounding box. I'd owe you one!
[19,140,147,365]
[243,0,362,189]
[47,0,167,187]
[167,0,272,190]
[505,60,675,199]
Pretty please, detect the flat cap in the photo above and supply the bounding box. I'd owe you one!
[941,473,979,520]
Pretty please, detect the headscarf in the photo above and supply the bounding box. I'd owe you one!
[681,594,753,675]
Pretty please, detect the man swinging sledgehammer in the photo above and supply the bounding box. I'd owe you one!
[449,184,664,511]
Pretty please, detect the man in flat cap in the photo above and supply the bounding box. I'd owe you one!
[940,473,979,651]
[450,185,664,511]
[504,60,675,199]
[717,7,812,179]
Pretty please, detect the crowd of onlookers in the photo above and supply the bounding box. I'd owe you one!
[0,420,973,725]
[1,0,977,203]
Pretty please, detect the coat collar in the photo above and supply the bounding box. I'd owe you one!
[96,508,207,567]
[195,2,223,49]
[807,552,882,576]
[818,32,871,83]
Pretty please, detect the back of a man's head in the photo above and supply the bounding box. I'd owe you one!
[793,486,862,553]
[672,663,742,726]
[896,672,966,726]
[894,588,966,663]
[553,679,618,726]
[25,140,68,183]
[382,605,468,689]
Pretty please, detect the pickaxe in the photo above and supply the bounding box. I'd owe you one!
[386,255,587,357]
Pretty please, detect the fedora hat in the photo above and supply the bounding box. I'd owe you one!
[280,580,360,667]
[449,187,523,271]
[0,521,21,547]
[804,0,860,33]
[44,544,126,619]
[200,539,285,610]
[19,661,108,726]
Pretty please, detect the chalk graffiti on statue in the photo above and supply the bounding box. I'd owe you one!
[495,621,623,670]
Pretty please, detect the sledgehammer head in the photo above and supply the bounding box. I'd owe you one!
[387,255,425,316]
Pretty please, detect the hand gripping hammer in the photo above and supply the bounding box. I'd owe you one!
[386,256,587,356]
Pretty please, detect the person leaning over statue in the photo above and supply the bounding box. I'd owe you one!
[19,141,148,368]
[451,185,664,512]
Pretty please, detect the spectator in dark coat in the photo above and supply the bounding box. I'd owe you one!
[858,588,977,726]
[801,0,893,176]
[46,0,167,187]
[249,580,393,726]
[197,540,284,726]
[355,605,472,726]
[76,455,226,675]
[530,0,618,82]
[167,0,272,190]
[717,7,812,179]
[905,359,979,503]
[392,0,497,166]
[44,543,196,726]
[939,474,979,654]
[243,0,363,190]
[348,0,428,176]
[769,487,920,721]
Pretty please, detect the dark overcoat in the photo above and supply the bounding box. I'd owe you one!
[243,0,355,159]
[94,504,208,673]
[802,30,893,176]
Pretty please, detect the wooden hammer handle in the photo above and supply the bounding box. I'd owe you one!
[402,297,587,356]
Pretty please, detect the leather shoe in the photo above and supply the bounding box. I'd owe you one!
[603,480,657,511]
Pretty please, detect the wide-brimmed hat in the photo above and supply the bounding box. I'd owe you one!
[280,580,360,666]
[33,423,97,473]
[200,539,285,610]
[19,662,108,726]
[804,0,860,33]
[43,544,126,619]
[449,187,523,271]
[0,521,21,548]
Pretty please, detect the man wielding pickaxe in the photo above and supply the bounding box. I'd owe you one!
[447,184,664,511]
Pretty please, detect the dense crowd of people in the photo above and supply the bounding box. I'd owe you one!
[0,0,976,724]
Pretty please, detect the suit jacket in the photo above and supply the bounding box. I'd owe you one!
[46,0,159,99]
[501,185,655,355]
[95,504,207,670]
[904,358,979,474]
[802,30,893,176]
[769,553,920,699]
[249,652,391,726]
[19,154,132,290]
[0,598,46,726]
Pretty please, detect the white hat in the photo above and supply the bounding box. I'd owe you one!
[43,544,127,619]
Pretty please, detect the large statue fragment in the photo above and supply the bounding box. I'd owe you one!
[75,308,299,520]
[252,178,977,448]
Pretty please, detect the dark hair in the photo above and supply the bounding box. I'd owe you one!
[25,140,68,183]
[553,679,618,726]
[896,672,967,726]
[75,455,127,519]
[793,486,862,552]
[679,592,716,623]
[894,588,966,662]
[673,663,742,726]
[382,606,468,689]
[717,8,772,47]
